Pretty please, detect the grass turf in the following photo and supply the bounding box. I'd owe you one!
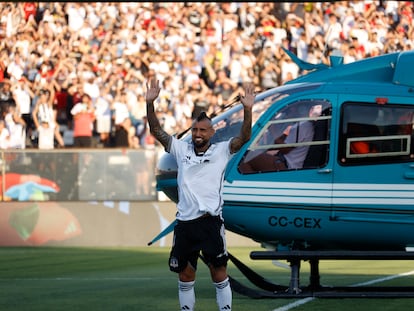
[0,247,414,311]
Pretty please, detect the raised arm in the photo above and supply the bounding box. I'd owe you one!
[32,97,40,129]
[230,83,255,154]
[145,78,171,150]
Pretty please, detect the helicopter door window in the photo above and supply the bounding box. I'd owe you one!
[239,100,331,174]
[339,103,414,165]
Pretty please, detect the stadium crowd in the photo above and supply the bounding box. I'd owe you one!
[0,1,413,149]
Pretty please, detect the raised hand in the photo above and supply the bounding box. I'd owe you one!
[146,78,161,104]
[230,83,255,153]
[239,83,255,109]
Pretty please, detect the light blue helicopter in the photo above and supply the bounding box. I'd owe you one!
[152,49,414,298]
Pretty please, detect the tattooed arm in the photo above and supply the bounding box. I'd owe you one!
[230,83,255,154]
[146,78,172,150]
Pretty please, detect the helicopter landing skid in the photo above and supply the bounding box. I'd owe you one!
[227,250,414,298]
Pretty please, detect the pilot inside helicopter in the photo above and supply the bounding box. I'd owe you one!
[239,103,326,173]
[273,104,322,169]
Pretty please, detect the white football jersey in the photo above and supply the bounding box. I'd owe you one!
[169,136,233,221]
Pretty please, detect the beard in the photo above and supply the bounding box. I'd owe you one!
[193,137,208,149]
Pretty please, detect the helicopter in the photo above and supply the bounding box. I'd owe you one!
[150,49,414,298]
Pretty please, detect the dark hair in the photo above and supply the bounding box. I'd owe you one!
[196,111,211,122]
[82,93,91,100]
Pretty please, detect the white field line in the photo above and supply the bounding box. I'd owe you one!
[272,270,414,311]
[0,277,158,281]
[272,297,315,311]
[0,276,211,281]
[351,269,414,287]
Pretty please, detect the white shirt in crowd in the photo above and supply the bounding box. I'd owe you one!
[37,123,55,149]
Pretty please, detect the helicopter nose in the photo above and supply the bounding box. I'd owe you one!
[156,152,178,203]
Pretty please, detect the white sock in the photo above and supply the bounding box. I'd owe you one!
[214,277,232,310]
[178,280,195,311]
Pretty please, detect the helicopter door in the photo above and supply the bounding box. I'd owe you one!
[226,97,334,208]
[333,98,414,215]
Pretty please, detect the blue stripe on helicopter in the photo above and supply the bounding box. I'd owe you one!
[223,181,414,205]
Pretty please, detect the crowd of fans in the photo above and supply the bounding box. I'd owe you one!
[0,2,413,149]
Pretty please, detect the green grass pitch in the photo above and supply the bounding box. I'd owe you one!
[0,247,414,311]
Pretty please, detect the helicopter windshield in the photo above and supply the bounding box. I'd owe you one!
[177,92,286,143]
[209,94,286,144]
[178,83,321,144]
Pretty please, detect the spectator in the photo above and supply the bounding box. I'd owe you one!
[0,49,9,82]
[11,77,35,145]
[94,87,112,147]
[6,51,25,82]
[31,87,65,148]
[22,2,37,22]
[324,12,343,49]
[0,80,14,117]
[112,91,134,146]
[0,1,410,149]
[259,60,280,90]
[0,119,10,149]
[171,88,193,134]
[4,102,26,149]
[36,119,55,149]
[211,69,237,102]
[279,54,300,84]
[114,116,132,148]
[70,93,95,147]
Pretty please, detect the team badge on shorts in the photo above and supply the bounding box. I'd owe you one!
[169,256,179,269]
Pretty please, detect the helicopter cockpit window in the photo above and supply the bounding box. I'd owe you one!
[239,99,331,174]
[210,97,272,144]
[339,103,414,165]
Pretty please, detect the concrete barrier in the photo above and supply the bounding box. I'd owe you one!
[0,200,259,248]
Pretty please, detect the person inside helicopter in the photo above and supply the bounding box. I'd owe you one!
[239,104,325,173]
